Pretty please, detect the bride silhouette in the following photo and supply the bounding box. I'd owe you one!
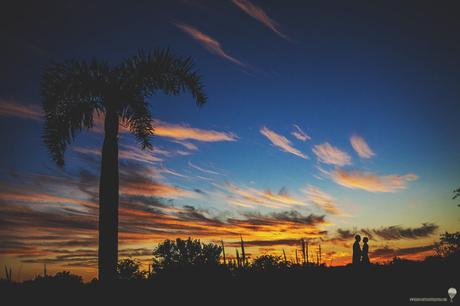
[361,237,370,264]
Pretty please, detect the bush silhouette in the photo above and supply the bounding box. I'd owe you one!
[251,255,286,271]
[152,237,222,272]
[117,258,147,280]
[25,271,83,287]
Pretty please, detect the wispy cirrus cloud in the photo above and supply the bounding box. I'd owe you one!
[174,22,245,67]
[260,126,308,159]
[154,120,238,142]
[232,0,289,40]
[214,182,320,210]
[118,161,198,199]
[312,142,351,166]
[173,140,199,151]
[73,144,167,165]
[329,169,418,192]
[350,135,375,159]
[302,185,340,215]
[73,149,198,199]
[0,99,42,121]
[188,161,222,175]
[291,124,311,142]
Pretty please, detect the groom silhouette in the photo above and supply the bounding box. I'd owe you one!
[352,235,361,265]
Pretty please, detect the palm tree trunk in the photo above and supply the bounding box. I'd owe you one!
[98,109,119,282]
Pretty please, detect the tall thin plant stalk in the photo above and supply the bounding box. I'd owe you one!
[301,239,306,264]
[4,265,12,282]
[221,240,227,265]
[240,236,246,267]
[236,249,241,268]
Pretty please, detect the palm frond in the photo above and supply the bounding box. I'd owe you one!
[121,94,154,150]
[118,49,207,107]
[41,59,109,166]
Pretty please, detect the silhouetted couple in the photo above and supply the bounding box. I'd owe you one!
[352,235,370,265]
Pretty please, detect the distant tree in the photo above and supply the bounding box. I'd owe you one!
[453,187,460,207]
[152,238,222,271]
[52,271,83,284]
[389,256,413,265]
[435,232,460,257]
[30,271,83,286]
[252,255,286,271]
[117,258,146,280]
[41,49,207,282]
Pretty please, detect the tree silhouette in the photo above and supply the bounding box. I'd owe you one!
[117,258,146,280]
[41,49,207,282]
[453,187,460,207]
[31,271,83,286]
[435,232,460,257]
[152,238,221,272]
[252,254,286,271]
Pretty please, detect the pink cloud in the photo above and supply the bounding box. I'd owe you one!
[312,143,351,166]
[0,99,43,121]
[330,169,418,192]
[232,0,289,40]
[350,135,375,159]
[175,22,245,67]
[260,126,308,159]
[291,124,311,141]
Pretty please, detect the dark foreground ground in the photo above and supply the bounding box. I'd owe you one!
[1,260,458,305]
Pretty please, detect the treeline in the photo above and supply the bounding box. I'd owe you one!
[2,231,459,284]
[1,233,459,304]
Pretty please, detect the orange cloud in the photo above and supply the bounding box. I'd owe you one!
[120,181,196,199]
[71,146,194,196]
[0,99,42,121]
[0,191,96,210]
[350,135,375,159]
[217,182,309,209]
[175,22,245,67]
[302,185,340,215]
[329,169,418,192]
[260,126,308,159]
[154,120,238,142]
[291,124,311,141]
[312,142,351,166]
[232,0,289,40]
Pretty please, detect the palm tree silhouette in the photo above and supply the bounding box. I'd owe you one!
[41,49,207,282]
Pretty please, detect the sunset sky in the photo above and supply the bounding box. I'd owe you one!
[1,0,459,281]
